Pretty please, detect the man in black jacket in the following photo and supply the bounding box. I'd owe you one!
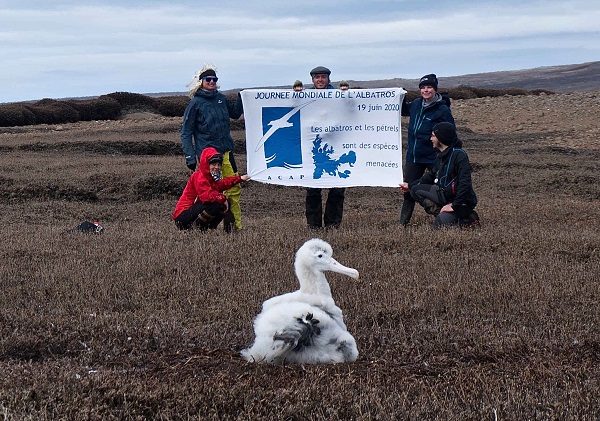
[305,66,346,229]
[400,122,479,229]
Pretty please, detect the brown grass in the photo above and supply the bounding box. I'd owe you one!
[0,99,598,419]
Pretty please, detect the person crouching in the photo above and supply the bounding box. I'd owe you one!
[172,147,250,231]
[399,122,479,229]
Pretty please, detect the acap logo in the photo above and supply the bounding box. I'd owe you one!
[255,101,314,169]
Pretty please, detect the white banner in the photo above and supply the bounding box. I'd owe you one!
[241,88,405,187]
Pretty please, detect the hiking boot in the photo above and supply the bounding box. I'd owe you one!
[459,210,480,229]
[399,200,415,226]
[223,210,235,233]
[422,199,441,215]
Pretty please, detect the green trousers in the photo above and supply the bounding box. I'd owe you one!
[221,151,242,230]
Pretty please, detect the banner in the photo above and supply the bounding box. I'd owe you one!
[241,88,405,187]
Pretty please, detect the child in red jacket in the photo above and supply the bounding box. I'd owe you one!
[173,147,250,231]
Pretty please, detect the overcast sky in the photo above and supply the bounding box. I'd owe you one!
[1,0,598,103]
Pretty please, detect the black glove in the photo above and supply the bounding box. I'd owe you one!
[186,162,196,171]
[441,92,451,108]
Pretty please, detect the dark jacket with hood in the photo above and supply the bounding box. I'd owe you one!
[181,89,244,166]
[172,147,243,219]
[402,94,454,164]
[409,138,477,217]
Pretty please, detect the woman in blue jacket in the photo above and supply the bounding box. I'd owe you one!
[180,65,245,230]
[400,74,454,225]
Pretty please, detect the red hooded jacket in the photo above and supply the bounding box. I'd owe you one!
[172,147,242,219]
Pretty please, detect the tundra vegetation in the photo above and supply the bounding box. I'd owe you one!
[0,88,598,419]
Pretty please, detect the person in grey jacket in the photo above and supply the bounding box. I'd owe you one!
[180,65,245,229]
[400,73,454,225]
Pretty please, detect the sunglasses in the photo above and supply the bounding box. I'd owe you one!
[202,77,218,83]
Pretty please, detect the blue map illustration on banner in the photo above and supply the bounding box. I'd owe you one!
[261,107,302,169]
[311,135,356,179]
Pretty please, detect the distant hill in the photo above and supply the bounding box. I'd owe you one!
[14,61,600,104]
[338,61,600,94]
[144,61,599,97]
